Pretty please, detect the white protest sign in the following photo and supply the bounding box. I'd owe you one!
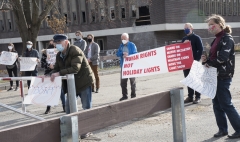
[180,61,217,99]
[24,77,62,106]
[122,42,194,78]
[47,49,58,64]
[19,57,37,71]
[0,51,18,65]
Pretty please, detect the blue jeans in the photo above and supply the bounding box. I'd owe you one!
[65,86,92,114]
[212,78,240,133]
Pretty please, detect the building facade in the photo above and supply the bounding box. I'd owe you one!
[0,0,240,56]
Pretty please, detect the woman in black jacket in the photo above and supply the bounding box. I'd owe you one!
[202,14,240,139]
[41,40,65,114]
[5,43,19,91]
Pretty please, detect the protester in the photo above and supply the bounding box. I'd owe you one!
[74,30,87,52]
[182,23,203,104]
[84,34,100,93]
[116,33,137,101]
[41,39,65,114]
[202,14,240,139]
[22,41,40,89]
[41,34,95,139]
[5,43,19,91]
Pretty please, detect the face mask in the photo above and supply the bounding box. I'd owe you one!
[76,36,81,40]
[184,28,190,35]
[8,46,13,50]
[87,39,92,43]
[27,45,32,49]
[122,40,128,44]
[56,44,64,52]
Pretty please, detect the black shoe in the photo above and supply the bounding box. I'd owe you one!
[80,132,93,139]
[14,87,19,91]
[95,88,99,93]
[7,87,13,91]
[193,98,201,104]
[184,97,193,103]
[119,97,128,101]
[131,95,136,98]
[228,132,240,139]
[214,131,228,137]
[62,105,65,112]
[45,106,51,114]
[92,89,95,92]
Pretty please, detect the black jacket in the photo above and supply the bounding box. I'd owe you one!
[203,33,235,79]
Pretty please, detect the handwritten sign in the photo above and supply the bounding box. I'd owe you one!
[47,49,58,64]
[180,61,217,99]
[0,51,17,65]
[122,42,194,78]
[24,77,62,106]
[19,57,37,71]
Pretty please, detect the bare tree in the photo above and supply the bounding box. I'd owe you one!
[6,0,57,53]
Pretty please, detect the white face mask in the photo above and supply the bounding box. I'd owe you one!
[27,45,32,49]
[122,40,128,45]
[76,36,81,40]
[8,46,13,50]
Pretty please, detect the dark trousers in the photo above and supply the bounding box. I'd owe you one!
[6,65,19,87]
[183,69,201,98]
[213,78,240,133]
[89,62,100,89]
[121,77,136,98]
[25,69,38,88]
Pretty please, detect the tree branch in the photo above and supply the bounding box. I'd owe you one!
[32,0,40,25]
[22,0,32,27]
[38,0,57,23]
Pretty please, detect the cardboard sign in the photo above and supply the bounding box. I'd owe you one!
[0,51,17,65]
[122,42,194,78]
[47,49,58,64]
[19,57,37,71]
[24,77,62,106]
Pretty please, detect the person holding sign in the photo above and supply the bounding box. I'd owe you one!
[84,34,100,93]
[116,33,137,101]
[41,39,65,114]
[22,41,40,89]
[202,15,240,139]
[74,30,87,52]
[182,23,203,104]
[4,43,19,91]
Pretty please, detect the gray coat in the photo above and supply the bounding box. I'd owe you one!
[84,42,100,65]
[74,39,87,51]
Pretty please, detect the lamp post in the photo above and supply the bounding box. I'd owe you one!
[0,0,12,12]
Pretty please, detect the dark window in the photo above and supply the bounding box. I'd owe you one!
[121,7,126,18]
[91,9,95,22]
[228,0,233,15]
[217,0,222,15]
[100,8,105,21]
[135,6,151,26]
[211,0,216,14]
[8,19,11,30]
[222,0,226,15]
[82,11,86,23]
[110,7,115,20]
[73,12,77,22]
[233,0,237,15]
[0,20,4,31]
[97,39,104,51]
[64,13,68,24]
[205,0,210,15]
[198,0,204,15]
[132,5,136,17]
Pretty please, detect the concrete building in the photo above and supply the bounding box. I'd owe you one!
[0,0,239,55]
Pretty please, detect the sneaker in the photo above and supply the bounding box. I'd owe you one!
[81,132,93,139]
[184,97,193,103]
[14,87,19,91]
[119,97,128,101]
[228,132,240,139]
[92,89,95,92]
[45,106,51,114]
[193,98,201,104]
[95,88,99,93]
[7,87,13,91]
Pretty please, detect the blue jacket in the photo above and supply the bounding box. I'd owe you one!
[116,41,137,67]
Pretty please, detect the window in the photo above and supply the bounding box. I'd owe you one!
[198,0,204,15]
[91,9,96,22]
[205,0,210,15]
[110,7,115,20]
[82,11,86,23]
[0,20,4,31]
[228,0,233,15]
[72,12,77,23]
[46,15,50,27]
[100,8,105,21]
[233,0,238,15]
[121,7,126,19]
[222,0,226,15]
[132,5,137,17]
[97,39,104,52]
[217,0,222,15]
[211,0,216,14]
[64,13,68,24]
[8,19,12,30]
